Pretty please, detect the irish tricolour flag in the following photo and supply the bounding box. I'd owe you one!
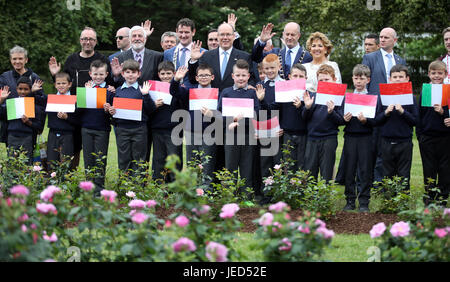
[112,97,143,121]
[148,80,172,105]
[76,87,106,109]
[252,116,280,138]
[189,88,218,111]
[275,79,306,103]
[315,81,347,106]
[6,97,35,120]
[379,82,414,106]
[421,84,450,107]
[45,94,77,113]
[221,98,254,118]
[344,92,378,118]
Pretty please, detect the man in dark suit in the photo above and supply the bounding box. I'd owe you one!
[252,22,313,80]
[362,27,407,184]
[109,27,131,62]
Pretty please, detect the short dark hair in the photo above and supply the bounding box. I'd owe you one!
[16,76,32,88]
[176,18,195,31]
[55,72,71,82]
[158,61,175,73]
[90,59,108,71]
[291,63,307,75]
[233,59,249,72]
[365,33,379,44]
[390,64,410,77]
[196,64,214,75]
[122,59,140,72]
[208,29,218,36]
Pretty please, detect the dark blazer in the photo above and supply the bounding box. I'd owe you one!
[190,47,255,92]
[362,49,406,95]
[116,48,163,84]
[252,40,313,79]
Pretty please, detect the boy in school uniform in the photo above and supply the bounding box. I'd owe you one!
[417,60,450,205]
[81,60,114,193]
[0,77,45,164]
[376,64,418,191]
[341,64,380,212]
[106,59,155,176]
[302,64,344,182]
[46,72,78,171]
[217,59,265,196]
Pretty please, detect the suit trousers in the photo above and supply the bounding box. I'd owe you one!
[47,131,74,170]
[185,130,216,189]
[152,130,183,182]
[114,125,147,175]
[8,133,33,165]
[343,135,373,205]
[380,138,413,189]
[282,133,307,171]
[304,137,337,182]
[225,142,256,195]
[82,128,109,191]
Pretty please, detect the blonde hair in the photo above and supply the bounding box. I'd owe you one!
[316,64,336,79]
[306,32,333,56]
[428,60,447,73]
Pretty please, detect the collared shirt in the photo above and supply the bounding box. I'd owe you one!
[285,44,300,67]
[380,48,396,81]
[232,84,248,91]
[354,89,368,94]
[57,91,71,96]
[219,47,233,73]
[132,49,145,69]
[442,54,450,84]
[176,43,193,68]
[264,75,283,87]
[121,82,139,90]
[198,84,211,89]
[93,82,106,88]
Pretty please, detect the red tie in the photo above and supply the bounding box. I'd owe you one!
[94,85,100,88]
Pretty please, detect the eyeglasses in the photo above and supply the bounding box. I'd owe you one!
[80,37,96,42]
[197,74,212,78]
[116,36,129,40]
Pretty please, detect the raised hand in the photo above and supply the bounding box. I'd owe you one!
[190,40,205,62]
[139,81,152,95]
[85,80,94,88]
[174,66,188,82]
[326,100,335,114]
[111,57,123,77]
[227,13,238,31]
[31,80,43,93]
[357,112,367,124]
[141,20,154,37]
[259,23,276,43]
[344,112,352,122]
[48,56,61,76]
[303,91,314,109]
[255,84,265,101]
[0,86,10,103]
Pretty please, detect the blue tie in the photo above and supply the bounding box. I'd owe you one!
[285,49,292,74]
[386,53,393,79]
[221,51,228,80]
[179,47,187,69]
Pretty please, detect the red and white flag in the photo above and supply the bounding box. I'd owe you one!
[221,98,254,118]
[275,79,306,103]
[344,92,378,118]
[379,82,414,106]
[252,116,280,138]
[315,81,347,106]
[148,80,172,105]
[45,94,77,113]
[112,97,143,121]
[189,88,219,111]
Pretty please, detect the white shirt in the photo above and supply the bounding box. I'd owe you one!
[442,54,450,84]
[176,43,193,68]
[219,47,233,73]
[302,61,342,92]
[264,75,283,87]
[285,44,300,67]
[380,48,396,82]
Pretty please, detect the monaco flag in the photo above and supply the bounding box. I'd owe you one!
[252,116,280,138]
[148,80,172,105]
[6,97,35,120]
[76,87,106,109]
[421,84,450,107]
[189,88,219,111]
[315,81,347,106]
[112,97,143,121]
[221,97,254,118]
[275,79,306,103]
[344,92,378,119]
[379,82,414,106]
[45,94,77,113]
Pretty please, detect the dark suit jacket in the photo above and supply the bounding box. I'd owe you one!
[189,47,255,92]
[116,48,163,84]
[362,49,406,95]
[252,40,313,79]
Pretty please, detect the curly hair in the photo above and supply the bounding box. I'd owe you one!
[306,32,333,57]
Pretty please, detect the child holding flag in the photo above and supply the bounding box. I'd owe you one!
[0,77,45,164]
[417,60,450,206]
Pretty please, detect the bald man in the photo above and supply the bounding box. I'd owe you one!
[109,27,131,61]
[252,22,312,79]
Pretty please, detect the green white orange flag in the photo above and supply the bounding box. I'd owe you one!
[421,84,450,107]
[76,87,106,109]
[112,97,143,121]
[6,97,35,120]
[45,94,77,113]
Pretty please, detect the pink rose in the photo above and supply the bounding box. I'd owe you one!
[128,199,147,209]
[40,185,61,202]
[315,219,327,228]
[50,172,57,178]
[258,212,274,226]
[198,164,204,170]
[219,203,240,219]
[36,203,57,215]
[269,201,288,213]
[316,226,335,239]
[443,208,450,217]
[21,224,27,232]
[278,238,292,252]
[298,224,310,234]
[273,164,281,170]
[205,242,228,262]
[131,212,149,224]
[370,222,386,238]
[434,228,448,238]
[100,189,117,203]
[390,221,410,237]
[18,213,29,222]
[33,166,42,172]
[264,176,274,186]
[10,185,29,196]
[196,188,204,196]
[172,237,196,252]
[175,215,190,227]
[79,181,94,192]
[146,200,157,208]
[192,205,211,216]
[165,220,172,228]
[126,191,136,198]
[43,231,58,242]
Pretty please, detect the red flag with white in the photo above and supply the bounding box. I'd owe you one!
[112,97,143,121]
[221,98,254,118]
[45,94,77,113]
[275,79,306,103]
[252,116,280,138]
[379,82,414,106]
[189,88,219,111]
[148,80,172,105]
[315,81,347,106]
[344,92,378,118]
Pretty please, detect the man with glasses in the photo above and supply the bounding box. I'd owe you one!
[109,27,131,61]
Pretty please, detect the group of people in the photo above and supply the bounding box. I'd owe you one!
[0,14,449,210]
